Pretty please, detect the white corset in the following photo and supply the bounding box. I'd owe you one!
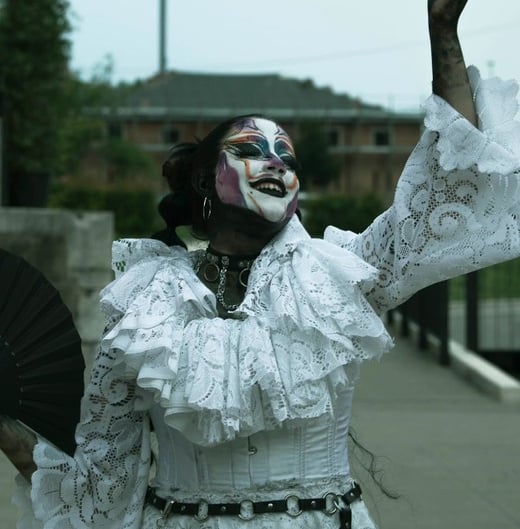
[149,387,354,498]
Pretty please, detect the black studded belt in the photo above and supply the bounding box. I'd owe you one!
[145,482,362,528]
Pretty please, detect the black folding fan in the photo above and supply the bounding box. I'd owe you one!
[0,248,85,456]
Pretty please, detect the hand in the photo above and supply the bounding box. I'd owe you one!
[428,0,468,30]
[0,415,37,480]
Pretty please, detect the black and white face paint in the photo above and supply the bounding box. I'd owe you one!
[215,118,299,223]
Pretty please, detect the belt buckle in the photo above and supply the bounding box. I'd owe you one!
[238,499,255,520]
[161,499,175,518]
[284,494,303,517]
[194,499,209,522]
[156,499,175,529]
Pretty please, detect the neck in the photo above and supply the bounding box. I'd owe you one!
[206,200,289,256]
[208,228,273,255]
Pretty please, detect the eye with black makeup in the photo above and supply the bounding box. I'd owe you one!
[279,153,299,172]
[228,143,265,158]
[226,142,299,172]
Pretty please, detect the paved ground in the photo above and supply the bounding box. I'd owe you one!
[0,451,18,527]
[351,331,520,529]
[1,329,519,528]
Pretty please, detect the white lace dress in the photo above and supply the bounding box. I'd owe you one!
[13,66,520,529]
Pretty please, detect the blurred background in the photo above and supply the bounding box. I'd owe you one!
[0,1,519,528]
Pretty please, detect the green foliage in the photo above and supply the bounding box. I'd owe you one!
[0,0,71,200]
[294,123,340,190]
[70,54,143,108]
[449,259,520,300]
[302,193,385,237]
[101,139,156,182]
[59,57,144,177]
[58,75,109,174]
[49,184,161,238]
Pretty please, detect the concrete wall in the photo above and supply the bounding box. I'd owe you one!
[0,207,115,369]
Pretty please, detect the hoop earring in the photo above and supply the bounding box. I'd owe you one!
[203,197,212,222]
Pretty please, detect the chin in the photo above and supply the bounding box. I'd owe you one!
[212,197,294,237]
[248,206,293,227]
[261,210,289,223]
[246,197,294,224]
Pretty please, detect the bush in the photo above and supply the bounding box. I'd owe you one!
[101,139,156,183]
[302,193,385,237]
[49,184,162,238]
[294,124,340,190]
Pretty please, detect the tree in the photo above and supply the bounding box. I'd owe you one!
[0,0,71,206]
[294,123,340,190]
[303,193,385,237]
[58,55,148,181]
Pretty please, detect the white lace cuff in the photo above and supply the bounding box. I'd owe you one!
[423,65,520,174]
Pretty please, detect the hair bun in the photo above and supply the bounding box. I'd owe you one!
[158,191,193,229]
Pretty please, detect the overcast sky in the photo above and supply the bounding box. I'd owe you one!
[68,0,520,110]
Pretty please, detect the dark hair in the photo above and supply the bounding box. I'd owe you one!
[349,429,400,500]
[154,114,264,243]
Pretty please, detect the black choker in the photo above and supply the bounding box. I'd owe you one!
[197,248,258,311]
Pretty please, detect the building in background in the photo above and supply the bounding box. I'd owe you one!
[86,71,423,205]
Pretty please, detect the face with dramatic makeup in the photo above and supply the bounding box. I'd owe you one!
[215,118,299,223]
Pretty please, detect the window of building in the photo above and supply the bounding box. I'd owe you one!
[325,129,340,145]
[325,128,340,146]
[162,126,180,144]
[373,129,391,146]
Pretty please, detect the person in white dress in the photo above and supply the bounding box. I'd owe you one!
[1,0,520,528]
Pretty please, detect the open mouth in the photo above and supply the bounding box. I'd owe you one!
[251,178,287,198]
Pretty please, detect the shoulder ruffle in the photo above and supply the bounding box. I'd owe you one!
[100,220,393,446]
[100,238,216,321]
[423,65,520,174]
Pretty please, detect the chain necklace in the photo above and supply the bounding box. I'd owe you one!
[196,248,257,312]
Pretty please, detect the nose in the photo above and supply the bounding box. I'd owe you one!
[264,156,286,175]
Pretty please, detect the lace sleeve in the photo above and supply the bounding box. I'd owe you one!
[21,340,152,529]
[325,67,520,313]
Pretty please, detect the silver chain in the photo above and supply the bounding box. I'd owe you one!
[195,252,252,312]
[215,258,240,312]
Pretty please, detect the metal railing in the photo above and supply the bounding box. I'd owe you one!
[395,281,449,365]
[396,259,520,375]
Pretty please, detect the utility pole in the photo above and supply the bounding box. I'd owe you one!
[159,0,167,74]
[487,60,495,78]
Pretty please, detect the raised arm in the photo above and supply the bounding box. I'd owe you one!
[428,0,477,125]
[326,1,520,313]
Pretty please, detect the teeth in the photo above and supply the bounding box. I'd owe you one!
[256,183,283,192]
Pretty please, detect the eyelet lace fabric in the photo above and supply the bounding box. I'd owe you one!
[13,67,520,529]
[326,66,520,313]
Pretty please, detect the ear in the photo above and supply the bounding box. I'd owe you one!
[192,170,214,198]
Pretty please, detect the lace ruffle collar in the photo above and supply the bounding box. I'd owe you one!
[100,217,393,445]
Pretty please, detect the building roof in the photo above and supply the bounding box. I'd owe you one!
[109,70,420,122]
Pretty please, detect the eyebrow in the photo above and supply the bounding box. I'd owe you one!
[223,132,266,145]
